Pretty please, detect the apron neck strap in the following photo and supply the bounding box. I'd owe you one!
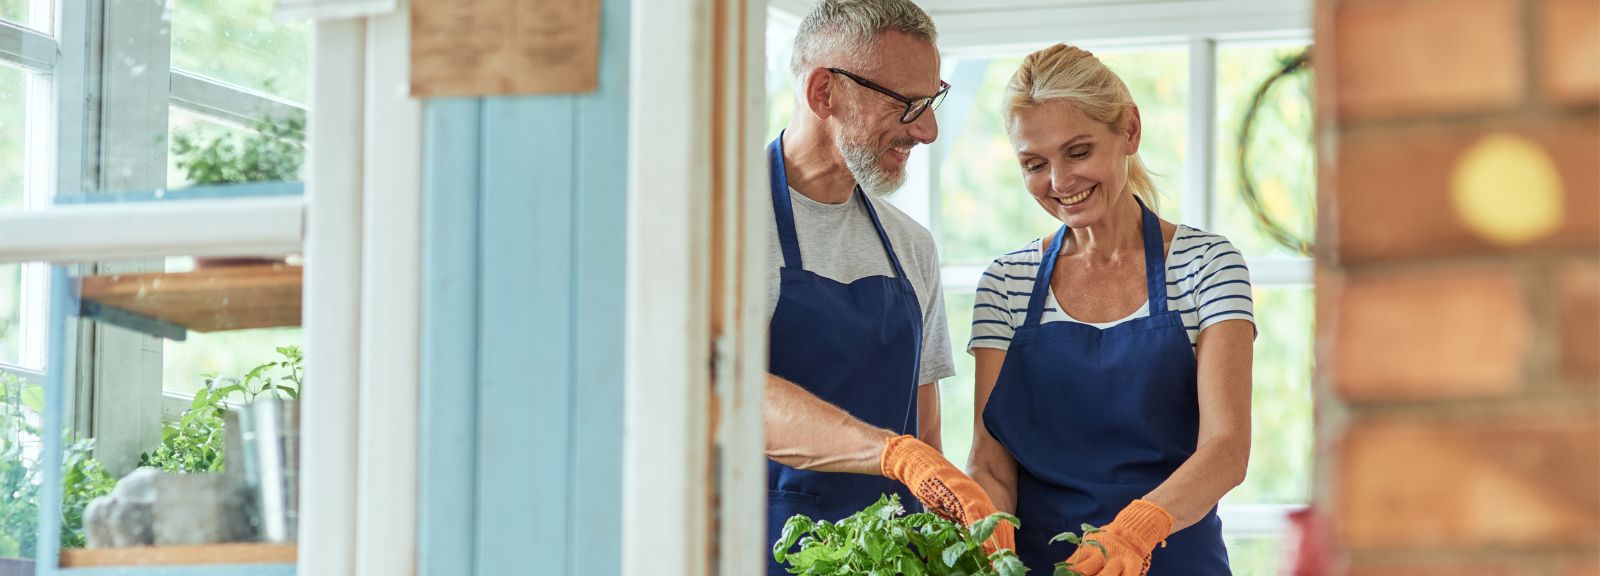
[1022,196,1167,327]
[1023,225,1067,328]
[768,135,805,270]
[1136,196,1169,315]
[858,189,910,280]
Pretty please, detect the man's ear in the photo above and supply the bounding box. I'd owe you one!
[802,67,839,120]
[1123,104,1142,156]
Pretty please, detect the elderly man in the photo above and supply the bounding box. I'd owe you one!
[763,1,1012,573]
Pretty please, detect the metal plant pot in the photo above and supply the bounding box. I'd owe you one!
[239,398,299,542]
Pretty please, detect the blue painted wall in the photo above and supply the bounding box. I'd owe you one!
[418,1,630,574]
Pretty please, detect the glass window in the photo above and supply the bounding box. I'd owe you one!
[1,65,26,368]
[1213,43,1314,258]
[766,18,797,141]
[1,63,25,210]
[937,47,1188,266]
[169,0,310,104]
[938,290,977,469]
[1216,286,1313,573]
[1098,48,1189,223]
[1224,285,1315,505]
[0,0,27,30]
[0,0,24,27]
[1225,535,1289,575]
[166,107,304,189]
[0,264,18,366]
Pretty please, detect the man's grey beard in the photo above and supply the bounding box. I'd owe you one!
[835,131,906,197]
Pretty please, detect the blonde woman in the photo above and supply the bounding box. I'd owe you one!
[966,44,1254,575]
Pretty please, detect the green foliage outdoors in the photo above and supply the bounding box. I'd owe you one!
[0,373,117,556]
[169,0,309,103]
[171,115,305,186]
[0,0,28,32]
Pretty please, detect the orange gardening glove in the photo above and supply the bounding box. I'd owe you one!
[879,434,1016,555]
[1062,499,1173,576]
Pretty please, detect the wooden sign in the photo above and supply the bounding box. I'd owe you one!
[411,0,601,97]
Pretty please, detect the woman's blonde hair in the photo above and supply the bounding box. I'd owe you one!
[1004,43,1159,211]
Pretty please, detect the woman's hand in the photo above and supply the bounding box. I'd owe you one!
[1062,499,1173,576]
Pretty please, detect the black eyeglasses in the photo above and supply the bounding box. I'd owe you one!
[827,68,951,124]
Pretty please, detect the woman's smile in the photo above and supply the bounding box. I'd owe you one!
[1054,184,1096,209]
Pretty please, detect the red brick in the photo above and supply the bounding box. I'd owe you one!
[1336,415,1600,551]
[1331,0,1524,121]
[1331,115,1600,262]
[1560,259,1600,383]
[1541,0,1600,106]
[1332,266,1531,401]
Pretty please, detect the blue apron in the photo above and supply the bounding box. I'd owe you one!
[765,135,924,576]
[982,200,1230,575]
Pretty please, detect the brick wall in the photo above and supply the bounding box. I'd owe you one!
[1315,0,1600,574]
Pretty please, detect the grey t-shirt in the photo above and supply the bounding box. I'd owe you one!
[765,187,956,385]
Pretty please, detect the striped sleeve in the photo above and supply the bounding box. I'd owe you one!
[1193,240,1255,332]
[968,259,1017,351]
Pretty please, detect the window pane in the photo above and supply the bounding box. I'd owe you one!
[939,290,976,468]
[1098,48,1188,224]
[1225,285,1314,505]
[766,17,797,142]
[938,48,1188,266]
[170,0,310,104]
[1214,43,1315,259]
[1226,535,1288,576]
[1,63,24,210]
[0,265,18,366]
[0,0,23,27]
[0,65,31,370]
[166,107,305,190]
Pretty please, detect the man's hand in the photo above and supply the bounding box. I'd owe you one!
[879,435,1016,554]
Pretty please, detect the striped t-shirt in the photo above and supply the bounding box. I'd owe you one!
[968,225,1255,353]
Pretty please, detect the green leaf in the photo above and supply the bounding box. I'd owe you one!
[968,515,997,544]
[991,553,1027,576]
[941,542,965,568]
[1048,532,1080,545]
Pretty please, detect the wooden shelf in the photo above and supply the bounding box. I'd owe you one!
[78,264,302,340]
[59,542,297,567]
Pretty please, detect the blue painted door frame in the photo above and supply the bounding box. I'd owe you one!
[418,0,630,574]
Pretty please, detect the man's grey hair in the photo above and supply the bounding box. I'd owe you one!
[789,0,938,80]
